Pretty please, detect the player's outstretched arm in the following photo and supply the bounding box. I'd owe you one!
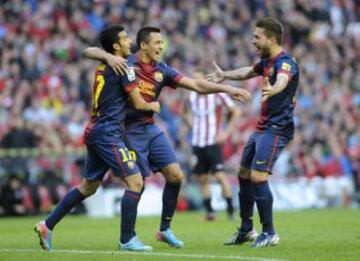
[177,77,251,102]
[83,47,128,75]
[128,88,160,113]
[206,62,257,82]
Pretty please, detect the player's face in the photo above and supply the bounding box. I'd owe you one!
[252,27,271,58]
[144,32,164,62]
[116,31,132,57]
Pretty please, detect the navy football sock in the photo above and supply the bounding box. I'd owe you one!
[203,197,214,213]
[253,180,275,235]
[120,190,141,244]
[160,182,181,231]
[238,177,255,231]
[225,197,234,214]
[45,188,85,230]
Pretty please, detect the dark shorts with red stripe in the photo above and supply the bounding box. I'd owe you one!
[124,123,178,178]
[84,140,140,181]
[241,131,289,174]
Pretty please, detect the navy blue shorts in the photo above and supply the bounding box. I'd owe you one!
[241,131,289,174]
[84,140,140,181]
[125,123,177,178]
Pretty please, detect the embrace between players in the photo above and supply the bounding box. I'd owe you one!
[34,17,299,251]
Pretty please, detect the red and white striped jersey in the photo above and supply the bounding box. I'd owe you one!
[189,92,235,147]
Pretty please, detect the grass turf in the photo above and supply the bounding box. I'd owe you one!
[0,209,359,260]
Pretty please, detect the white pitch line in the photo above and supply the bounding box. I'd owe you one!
[0,248,286,261]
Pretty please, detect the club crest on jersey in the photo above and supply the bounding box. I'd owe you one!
[268,67,275,77]
[127,67,136,82]
[154,71,163,82]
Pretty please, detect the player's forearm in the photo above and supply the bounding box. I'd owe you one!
[271,75,289,94]
[133,101,153,111]
[83,47,110,63]
[223,67,256,81]
[193,79,234,94]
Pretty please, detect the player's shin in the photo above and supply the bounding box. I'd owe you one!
[253,180,275,235]
[45,187,85,230]
[120,190,141,243]
[238,177,255,231]
[160,182,181,231]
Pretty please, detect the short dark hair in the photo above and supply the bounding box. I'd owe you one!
[99,25,125,53]
[255,17,284,45]
[136,26,161,49]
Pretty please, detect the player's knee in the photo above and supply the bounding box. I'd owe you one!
[215,172,226,182]
[172,170,184,184]
[199,175,208,185]
[78,180,100,197]
[163,164,184,184]
[238,167,251,179]
[125,174,144,193]
[250,170,269,183]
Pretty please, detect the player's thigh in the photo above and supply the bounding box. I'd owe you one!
[192,146,210,175]
[93,141,140,179]
[84,144,109,181]
[250,132,289,175]
[148,130,177,173]
[124,132,151,178]
[240,133,257,171]
[207,144,225,173]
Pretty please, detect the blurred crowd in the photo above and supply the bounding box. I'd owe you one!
[1,0,360,214]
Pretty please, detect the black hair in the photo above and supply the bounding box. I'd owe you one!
[99,25,125,53]
[255,17,284,45]
[136,26,161,49]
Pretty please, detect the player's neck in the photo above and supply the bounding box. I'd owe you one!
[113,50,124,58]
[269,46,283,59]
[138,51,154,64]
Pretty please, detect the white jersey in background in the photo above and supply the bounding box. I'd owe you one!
[189,92,234,147]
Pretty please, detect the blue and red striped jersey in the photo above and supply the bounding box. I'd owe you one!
[125,54,183,125]
[253,51,299,139]
[84,63,137,143]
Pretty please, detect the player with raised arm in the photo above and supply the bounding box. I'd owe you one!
[207,17,299,248]
[34,25,160,252]
[84,26,251,248]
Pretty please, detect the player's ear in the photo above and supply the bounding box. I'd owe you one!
[113,42,120,51]
[140,41,147,50]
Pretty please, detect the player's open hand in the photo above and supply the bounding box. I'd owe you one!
[205,62,224,83]
[105,54,128,75]
[151,102,161,113]
[261,77,274,102]
[228,86,251,102]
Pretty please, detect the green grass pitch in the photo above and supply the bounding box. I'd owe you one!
[0,209,359,260]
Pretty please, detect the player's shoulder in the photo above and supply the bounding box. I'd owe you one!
[278,52,297,65]
[156,61,171,71]
[127,54,137,65]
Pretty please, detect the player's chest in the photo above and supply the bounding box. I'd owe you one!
[262,62,278,85]
[135,68,164,97]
